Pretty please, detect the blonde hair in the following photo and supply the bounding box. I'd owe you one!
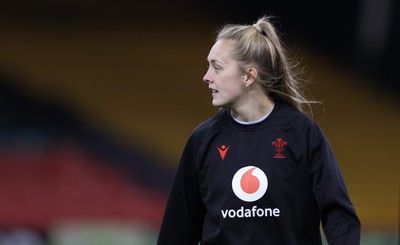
[216,15,317,114]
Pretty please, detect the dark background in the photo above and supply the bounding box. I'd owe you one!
[1,0,398,94]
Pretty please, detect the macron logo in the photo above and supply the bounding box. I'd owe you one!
[217,145,230,160]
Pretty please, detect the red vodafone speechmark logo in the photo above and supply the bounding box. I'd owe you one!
[232,166,268,202]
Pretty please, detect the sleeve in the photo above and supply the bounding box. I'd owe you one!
[307,123,361,245]
[157,133,206,245]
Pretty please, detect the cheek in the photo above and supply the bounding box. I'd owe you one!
[226,86,243,98]
[217,72,244,97]
[218,84,244,104]
[225,79,244,95]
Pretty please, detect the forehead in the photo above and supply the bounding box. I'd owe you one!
[207,39,236,64]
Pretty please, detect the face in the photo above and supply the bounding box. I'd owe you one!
[203,39,247,109]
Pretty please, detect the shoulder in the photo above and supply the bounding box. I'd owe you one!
[179,110,227,159]
[276,104,314,126]
[192,109,226,138]
[276,104,324,139]
[182,109,226,148]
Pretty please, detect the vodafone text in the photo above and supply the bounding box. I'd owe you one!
[221,206,280,219]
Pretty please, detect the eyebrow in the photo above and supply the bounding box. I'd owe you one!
[208,59,222,65]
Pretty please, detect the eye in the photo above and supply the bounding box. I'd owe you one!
[206,60,222,73]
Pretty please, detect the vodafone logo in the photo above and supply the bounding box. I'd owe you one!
[223,166,279,219]
[232,166,268,202]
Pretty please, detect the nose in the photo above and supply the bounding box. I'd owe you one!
[203,69,212,84]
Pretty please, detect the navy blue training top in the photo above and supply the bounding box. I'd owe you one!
[157,103,360,245]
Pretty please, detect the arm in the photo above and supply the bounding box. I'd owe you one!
[157,135,206,245]
[307,124,361,245]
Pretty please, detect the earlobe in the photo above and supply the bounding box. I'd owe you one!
[241,74,251,87]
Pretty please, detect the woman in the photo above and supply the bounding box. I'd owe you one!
[157,16,361,244]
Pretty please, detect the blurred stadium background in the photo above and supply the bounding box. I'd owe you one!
[0,0,398,244]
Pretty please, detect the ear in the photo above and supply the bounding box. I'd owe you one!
[243,67,258,87]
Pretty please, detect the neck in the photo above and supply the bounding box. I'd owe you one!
[231,95,275,122]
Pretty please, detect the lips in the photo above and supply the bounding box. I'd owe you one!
[210,87,218,94]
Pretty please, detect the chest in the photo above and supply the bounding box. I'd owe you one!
[197,128,310,207]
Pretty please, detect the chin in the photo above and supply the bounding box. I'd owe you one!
[212,102,228,109]
[212,101,223,107]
